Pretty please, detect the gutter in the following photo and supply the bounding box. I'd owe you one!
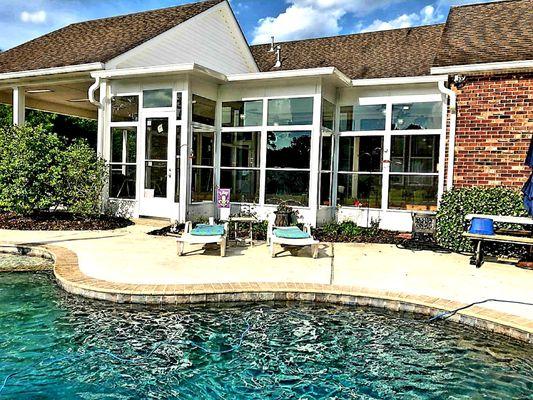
[0,62,104,81]
[438,80,457,191]
[88,76,102,109]
[431,60,533,75]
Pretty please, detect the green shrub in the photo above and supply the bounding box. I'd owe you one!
[436,187,527,253]
[0,125,107,216]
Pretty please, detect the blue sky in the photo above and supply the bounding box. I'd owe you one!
[0,0,497,50]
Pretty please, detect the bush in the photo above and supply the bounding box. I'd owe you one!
[436,187,527,253]
[0,125,107,216]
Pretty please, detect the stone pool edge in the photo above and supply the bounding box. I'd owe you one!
[5,243,531,343]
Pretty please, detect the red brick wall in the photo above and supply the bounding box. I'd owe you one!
[451,72,533,188]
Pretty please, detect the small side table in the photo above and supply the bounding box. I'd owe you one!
[229,216,257,247]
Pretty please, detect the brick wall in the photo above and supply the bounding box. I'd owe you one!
[451,72,533,188]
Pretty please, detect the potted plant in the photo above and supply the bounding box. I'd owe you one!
[274,202,296,227]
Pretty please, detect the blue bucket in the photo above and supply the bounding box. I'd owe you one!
[469,218,495,235]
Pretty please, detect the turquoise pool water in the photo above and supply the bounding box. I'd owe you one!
[0,273,531,399]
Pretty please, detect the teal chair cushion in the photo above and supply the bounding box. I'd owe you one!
[273,226,310,239]
[191,224,225,236]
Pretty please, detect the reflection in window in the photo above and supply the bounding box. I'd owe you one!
[267,97,313,126]
[392,102,442,130]
[176,92,182,120]
[391,135,440,173]
[265,171,310,206]
[322,99,335,130]
[220,170,260,203]
[191,168,214,202]
[191,131,214,202]
[340,104,386,131]
[175,126,181,203]
[221,132,261,168]
[266,131,311,169]
[320,135,333,206]
[192,131,214,166]
[192,95,216,126]
[337,174,382,208]
[339,136,383,172]
[111,96,138,122]
[145,118,168,198]
[388,175,438,211]
[320,173,331,206]
[143,89,172,108]
[222,100,263,127]
[109,127,137,199]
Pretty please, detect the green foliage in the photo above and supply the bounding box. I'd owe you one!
[320,220,379,238]
[436,187,527,253]
[0,125,107,215]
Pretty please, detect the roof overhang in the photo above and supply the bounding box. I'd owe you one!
[431,60,533,75]
[227,67,352,87]
[352,75,448,86]
[92,63,227,82]
[0,62,104,82]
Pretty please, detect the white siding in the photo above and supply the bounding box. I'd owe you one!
[108,4,257,75]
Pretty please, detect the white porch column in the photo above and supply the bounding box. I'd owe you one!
[12,86,25,125]
[308,85,323,227]
[96,79,108,158]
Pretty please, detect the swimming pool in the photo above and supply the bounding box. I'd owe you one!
[0,273,531,399]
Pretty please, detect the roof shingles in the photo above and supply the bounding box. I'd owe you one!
[0,0,224,74]
[250,24,445,80]
[433,0,533,68]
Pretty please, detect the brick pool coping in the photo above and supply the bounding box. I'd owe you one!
[2,243,532,343]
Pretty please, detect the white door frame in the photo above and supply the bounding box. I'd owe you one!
[138,110,180,218]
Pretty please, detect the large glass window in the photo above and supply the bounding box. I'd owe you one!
[143,89,172,108]
[339,136,383,172]
[222,100,263,127]
[392,102,442,130]
[337,136,383,208]
[391,135,440,173]
[192,95,216,126]
[266,131,311,169]
[267,97,313,126]
[176,93,183,120]
[144,118,168,198]
[319,135,333,206]
[191,131,214,202]
[265,131,311,206]
[175,126,181,203]
[109,127,137,199]
[220,132,261,203]
[322,99,335,130]
[389,175,438,211]
[111,96,138,122]
[340,104,386,131]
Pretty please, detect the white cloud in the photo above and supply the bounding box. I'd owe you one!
[20,10,47,24]
[360,5,444,33]
[251,0,403,44]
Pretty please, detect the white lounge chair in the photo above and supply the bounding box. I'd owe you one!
[267,219,319,259]
[177,218,228,257]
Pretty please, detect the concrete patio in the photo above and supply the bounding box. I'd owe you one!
[1,221,532,325]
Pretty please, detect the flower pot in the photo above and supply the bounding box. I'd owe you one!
[274,211,292,227]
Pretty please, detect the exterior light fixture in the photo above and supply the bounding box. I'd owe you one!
[68,98,90,103]
[26,89,54,94]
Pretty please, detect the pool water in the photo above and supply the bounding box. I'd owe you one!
[0,273,531,399]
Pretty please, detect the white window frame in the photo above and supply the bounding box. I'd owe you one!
[337,93,446,213]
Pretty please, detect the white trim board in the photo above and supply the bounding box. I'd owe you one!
[431,60,533,75]
[352,75,448,86]
[0,63,104,81]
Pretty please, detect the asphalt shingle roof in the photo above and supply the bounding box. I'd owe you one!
[0,0,224,74]
[433,0,533,68]
[250,24,445,80]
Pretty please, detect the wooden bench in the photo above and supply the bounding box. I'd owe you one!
[463,214,533,268]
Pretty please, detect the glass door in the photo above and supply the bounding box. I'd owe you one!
[139,113,178,218]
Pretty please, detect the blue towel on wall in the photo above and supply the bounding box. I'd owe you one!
[191,224,225,236]
[273,226,311,239]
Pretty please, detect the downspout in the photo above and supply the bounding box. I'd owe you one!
[438,80,457,191]
[88,76,102,109]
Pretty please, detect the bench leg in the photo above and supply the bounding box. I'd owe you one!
[475,240,484,268]
[311,244,319,259]
[177,241,185,256]
[220,237,227,257]
[271,242,276,258]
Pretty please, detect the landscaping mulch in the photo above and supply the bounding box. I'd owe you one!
[312,228,405,244]
[0,212,133,231]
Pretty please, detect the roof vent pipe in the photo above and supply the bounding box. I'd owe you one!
[438,80,457,191]
[88,76,102,109]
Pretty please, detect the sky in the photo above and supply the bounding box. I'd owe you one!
[0,0,499,50]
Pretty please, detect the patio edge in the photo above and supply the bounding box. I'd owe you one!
[18,243,532,343]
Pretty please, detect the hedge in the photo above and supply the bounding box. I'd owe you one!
[436,186,527,253]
